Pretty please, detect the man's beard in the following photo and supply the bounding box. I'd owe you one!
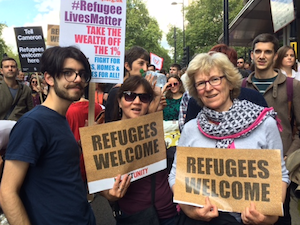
[53,79,84,102]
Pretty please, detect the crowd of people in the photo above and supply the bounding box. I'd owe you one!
[0,32,300,225]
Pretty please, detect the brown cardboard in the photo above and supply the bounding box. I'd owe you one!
[79,111,166,182]
[174,147,283,216]
[47,25,59,47]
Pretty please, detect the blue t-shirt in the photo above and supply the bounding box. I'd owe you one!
[6,105,96,225]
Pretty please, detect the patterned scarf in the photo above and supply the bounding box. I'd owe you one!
[197,99,278,148]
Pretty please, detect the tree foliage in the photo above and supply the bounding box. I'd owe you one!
[0,23,8,60]
[125,0,171,69]
[166,0,244,61]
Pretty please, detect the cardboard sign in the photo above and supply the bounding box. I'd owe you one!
[79,111,166,193]
[14,26,45,72]
[47,25,60,47]
[174,147,283,216]
[270,0,295,32]
[59,0,127,84]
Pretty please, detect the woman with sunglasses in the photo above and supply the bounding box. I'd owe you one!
[162,75,185,171]
[101,76,178,225]
[163,75,185,121]
[29,75,46,107]
[169,52,289,225]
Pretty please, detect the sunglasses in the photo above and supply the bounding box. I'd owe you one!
[123,91,152,103]
[167,82,179,88]
[31,81,37,84]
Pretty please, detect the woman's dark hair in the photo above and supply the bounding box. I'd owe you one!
[111,76,154,121]
[165,74,185,99]
[40,46,91,80]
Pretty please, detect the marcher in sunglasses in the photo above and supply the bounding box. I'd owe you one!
[123,91,152,103]
[100,76,178,224]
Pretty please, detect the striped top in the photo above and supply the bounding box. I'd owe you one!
[251,75,277,94]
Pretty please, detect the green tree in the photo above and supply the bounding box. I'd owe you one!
[125,0,171,69]
[166,0,244,60]
[0,23,8,59]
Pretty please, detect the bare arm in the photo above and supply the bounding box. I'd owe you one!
[0,160,31,225]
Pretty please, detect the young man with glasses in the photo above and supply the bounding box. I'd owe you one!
[0,58,33,120]
[0,46,96,225]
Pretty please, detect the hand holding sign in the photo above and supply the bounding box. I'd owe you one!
[100,174,132,202]
[180,197,219,221]
[241,202,279,225]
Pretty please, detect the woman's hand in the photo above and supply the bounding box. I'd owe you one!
[241,202,278,224]
[161,81,171,94]
[100,174,132,201]
[33,85,42,93]
[179,197,218,221]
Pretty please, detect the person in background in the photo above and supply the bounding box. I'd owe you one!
[169,52,289,225]
[169,63,181,76]
[29,75,46,107]
[237,57,245,69]
[0,46,96,224]
[16,70,27,86]
[243,61,252,74]
[0,58,33,121]
[163,75,185,121]
[148,64,156,72]
[274,45,300,81]
[244,33,300,225]
[105,46,163,123]
[160,68,167,76]
[95,83,105,106]
[162,74,185,172]
[101,75,178,224]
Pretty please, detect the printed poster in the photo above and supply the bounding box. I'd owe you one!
[174,147,283,216]
[59,0,126,84]
[79,111,167,193]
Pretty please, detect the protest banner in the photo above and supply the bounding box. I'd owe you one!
[59,0,126,84]
[14,26,45,72]
[150,52,164,71]
[47,24,60,46]
[79,111,166,193]
[174,147,283,216]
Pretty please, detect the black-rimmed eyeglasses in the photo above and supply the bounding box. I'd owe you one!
[195,76,226,90]
[61,69,91,83]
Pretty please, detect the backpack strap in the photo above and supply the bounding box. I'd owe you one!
[241,77,247,88]
[286,77,293,102]
[286,77,294,122]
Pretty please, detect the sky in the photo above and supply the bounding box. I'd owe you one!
[0,0,186,54]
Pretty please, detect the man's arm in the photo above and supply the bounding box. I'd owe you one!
[0,160,30,225]
[25,86,34,111]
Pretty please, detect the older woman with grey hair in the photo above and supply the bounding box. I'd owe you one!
[169,52,289,225]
